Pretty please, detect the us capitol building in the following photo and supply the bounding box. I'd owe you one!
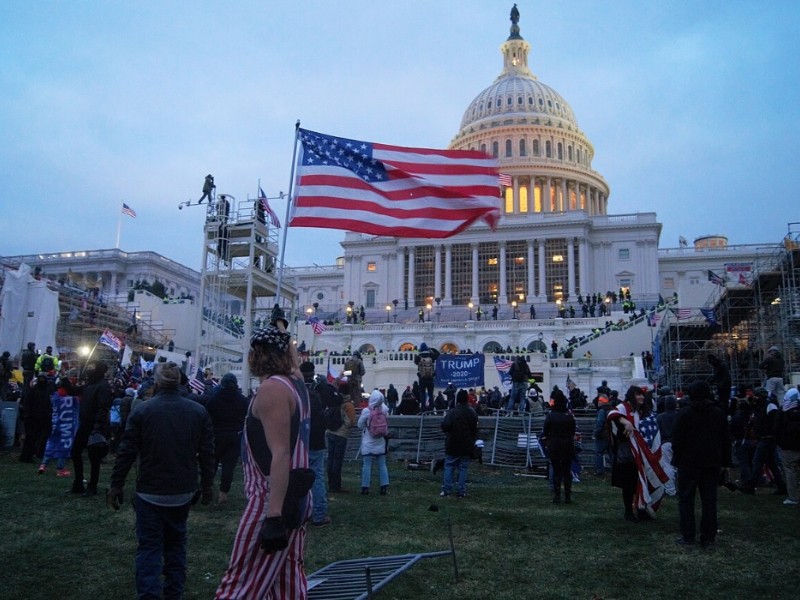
[3,7,792,393]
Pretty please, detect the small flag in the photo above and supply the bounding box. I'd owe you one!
[498,173,512,188]
[647,312,661,327]
[258,186,282,228]
[99,329,122,353]
[327,363,342,384]
[290,128,501,238]
[708,270,725,286]
[306,316,326,335]
[188,368,205,394]
[678,235,688,247]
[492,356,514,391]
[122,202,137,218]
[700,308,719,326]
[675,308,693,320]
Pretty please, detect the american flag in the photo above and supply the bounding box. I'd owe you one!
[647,311,661,327]
[493,356,514,391]
[99,329,122,353]
[708,270,725,286]
[258,186,282,228]
[306,316,326,335]
[675,308,693,319]
[121,202,137,218]
[498,173,512,187]
[188,368,205,394]
[289,128,501,238]
[327,363,342,384]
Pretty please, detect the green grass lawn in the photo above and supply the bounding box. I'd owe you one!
[2,450,797,600]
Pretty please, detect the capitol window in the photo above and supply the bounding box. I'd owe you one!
[545,141,552,157]
[367,262,377,272]
[518,96,523,105]
[505,139,512,157]
[492,141,499,157]
[528,97,533,105]
[507,97,512,106]
[519,139,526,156]
[557,143,563,160]
[538,98,543,106]
[568,146,573,161]
[533,139,539,156]
[496,98,502,108]
[547,100,552,108]
[619,248,630,260]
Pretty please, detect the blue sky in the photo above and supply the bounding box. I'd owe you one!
[1,1,798,271]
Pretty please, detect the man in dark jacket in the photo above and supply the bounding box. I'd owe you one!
[707,354,732,415]
[20,342,37,403]
[739,387,787,495]
[68,362,112,496]
[542,393,577,503]
[672,381,731,547]
[300,361,331,526]
[107,361,215,599]
[759,346,785,402]
[507,356,532,412]
[439,389,478,498]
[19,374,53,463]
[204,372,248,505]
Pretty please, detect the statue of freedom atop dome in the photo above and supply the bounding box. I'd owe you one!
[510,4,520,25]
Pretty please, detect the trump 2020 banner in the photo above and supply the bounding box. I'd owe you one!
[435,353,485,389]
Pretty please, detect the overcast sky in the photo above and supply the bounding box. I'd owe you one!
[2,1,798,272]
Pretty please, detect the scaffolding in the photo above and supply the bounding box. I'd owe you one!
[658,224,800,393]
[195,193,296,384]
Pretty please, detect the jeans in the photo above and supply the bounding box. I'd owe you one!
[734,440,755,483]
[326,432,348,491]
[764,377,785,403]
[442,455,470,496]
[781,448,800,502]
[214,431,241,493]
[660,441,676,495]
[677,464,719,544]
[594,437,610,475]
[361,454,389,489]
[309,448,328,522]
[508,382,527,411]
[748,438,785,489]
[71,425,102,490]
[419,378,434,410]
[134,496,191,600]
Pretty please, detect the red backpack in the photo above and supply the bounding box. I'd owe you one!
[368,407,389,438]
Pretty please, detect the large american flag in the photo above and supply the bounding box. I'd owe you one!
[188,368,206,395]
[289,128,501,238]
[258,186,282,227]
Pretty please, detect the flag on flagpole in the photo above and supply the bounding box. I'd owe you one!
[675,308,693,320]
[700,308,719,326]
[258,186,282,227]
[708,270,725,286]
[121,202,137,218]
[289,128,501,238]
[99,329,122,352]
[306,316,326,335]
[498,173,512,187]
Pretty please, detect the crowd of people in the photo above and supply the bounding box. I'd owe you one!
[2,333,798,595]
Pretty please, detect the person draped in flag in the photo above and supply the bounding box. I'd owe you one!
[215,321,310,599]
[607,386,669,522]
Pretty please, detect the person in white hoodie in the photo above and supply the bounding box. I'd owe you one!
[358,389,390,495]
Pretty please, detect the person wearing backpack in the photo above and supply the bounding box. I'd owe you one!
[440,389,478,498]
[357,389,390,495]
[415,343,439,411]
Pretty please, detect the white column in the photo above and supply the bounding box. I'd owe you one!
[567,238,576,298]
[499,241,507,304]
[434,245,442,302]
[527,240,535,301]
[579,238,588,297]
[407,247,415,307]
[544,178,551,213]
[538,239,546,299]
[471,243,479,302]
[396,248,405,304]
[444,245,452,305]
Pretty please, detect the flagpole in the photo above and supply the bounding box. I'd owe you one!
[116,202,123,249]
[275,120,301,310]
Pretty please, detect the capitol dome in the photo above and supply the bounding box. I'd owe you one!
[450,6,609,218]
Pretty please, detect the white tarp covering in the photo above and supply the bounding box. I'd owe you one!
[0,264,60,358]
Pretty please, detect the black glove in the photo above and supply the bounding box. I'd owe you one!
[270,303,289,329]
[201,488,214,506]
[107,487,124,510]
[259,516,289,553]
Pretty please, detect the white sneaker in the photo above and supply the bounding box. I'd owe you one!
[782,498,798,506]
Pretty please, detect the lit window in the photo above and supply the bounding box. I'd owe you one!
[367,262,377,272]
[488,257,498,266]
[619,249,630,260]
[519,186,528,212]
[505,187,513,213]
[552,255,564,262]
[620,279,631,288]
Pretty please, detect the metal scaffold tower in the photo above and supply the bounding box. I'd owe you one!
[194,193,296,386]
[657,224,800,393]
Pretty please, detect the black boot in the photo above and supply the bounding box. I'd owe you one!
[552,492,561,504]
[81,484,98,498]
[380,485,388,496]
[361,487,369,495]
[66,481,86,495]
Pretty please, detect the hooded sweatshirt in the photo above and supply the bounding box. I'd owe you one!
[358,390,389,455]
